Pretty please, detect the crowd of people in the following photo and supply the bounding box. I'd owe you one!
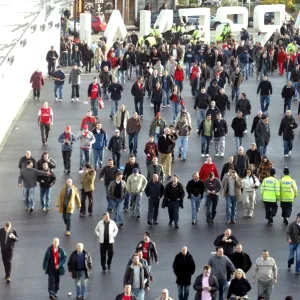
[4,12,300,300]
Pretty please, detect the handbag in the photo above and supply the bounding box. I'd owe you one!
[98,97,104,109]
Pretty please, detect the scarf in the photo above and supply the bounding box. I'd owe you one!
[52,246,59,267]
[65,132,70,139]
[83,130,88,138]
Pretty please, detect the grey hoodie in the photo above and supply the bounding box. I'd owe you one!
[69,68,81,85]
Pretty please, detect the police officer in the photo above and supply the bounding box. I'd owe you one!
[261,168,280,224]
[279,167,298,225]
[192,25,201,41]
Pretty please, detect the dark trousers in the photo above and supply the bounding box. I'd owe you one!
[281,202,293,218]
[168,200,180,225]
[48,271,60,297]
[85,60,92,72]
[112,151,121,168]
[1,248,13,278]
[134,98,144,116]
[33,88,41,99]
[71,84,80,98]
[80,190,93,215]
[47,62,55,77]
[147,197,160,222]
[62,206,71,231]
[217,279,227,300]
[154,102,161,116]
[62,151,72,171]
[40,123,50,144]
[128,133,138,155]
[206,195,219,222]
[100,242,114,270]
[264,202,278,220]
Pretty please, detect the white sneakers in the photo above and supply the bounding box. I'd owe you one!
[215,153,219,157]
[284,154,289,157]
[201,154,205,157]
[71,98,74,102]
[55,97,58,101]
[220,153,225,157]
[150,104,154,107]
[205,154,209,157]
[76,98,79,102]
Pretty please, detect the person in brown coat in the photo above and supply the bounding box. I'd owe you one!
[80,163,96,217]
[126,112,142,156]
[56,179,81,236]
[30,69,44,100]
[258,155,273,183]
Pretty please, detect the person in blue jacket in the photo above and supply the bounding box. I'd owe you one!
[92,122,108,169]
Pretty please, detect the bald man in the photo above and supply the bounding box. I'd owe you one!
[42,238,67,300]
[68,243,92,299]
[214,229,238,257]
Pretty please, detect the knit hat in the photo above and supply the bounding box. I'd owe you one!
[283,167,290,175]
[270,168,276,176]
[65,126,71,131]
[133,168,139,173]
[82,124,88,130]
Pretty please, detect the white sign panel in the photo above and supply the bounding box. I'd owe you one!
[154,9,173,33]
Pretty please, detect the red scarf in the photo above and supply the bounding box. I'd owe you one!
[65,132,70,139]
[83,130,88,138]
[52,246,59,267]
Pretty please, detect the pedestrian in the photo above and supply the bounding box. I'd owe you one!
[163,174,185,229]
[194,87,210,130]
[146,156,164,182]
[71,45,83,66]
[87,77,102,118]
[53,65,65,102]
[37,151,56,172]
[18,160,50,212]
[256,75,272,113]
[95,212,119,273]
[99,65,112,99]
[199,157,219,182]
[207,80,220,102]
[145,174,164,225]
[114,104,129,142]
[230,67,243,103]
[206,101,220,121]
[193,265,219,300]
[227,269,251,300]
[56,179,81,236]
[30,68,44,101]
[236,93,251,132]
[204,172,222,224]
[284,56,295,82]
[255,115,271,156]
[127,168,147,219]
[170,84,182,123]
[58,126,76,174]
[252,250,278,300]
[46,46,59,78]
[124,253,150,300]
[0,222,18,283]
[108,77,123,119]
[131,77,145,118]
[116,284,138,300]
[222,169,242,224]
[220,156,236,181]
[108,129,126,168]
[92,122,108,169]
[80,110,97,131]
[215,88,230,118]
[213,112,228,157]
[257,156,273,183]
[108,171,127,227]
[278,110,298,157]
[208,247,236,300]
[83,45,94,73]
[154,288,173,300]
[117,54,128,84]
[279,167,298,225]
[152,82,163,116]
[261,168,280,224]
[18,150,36,170]
[246,143,261,171]
[69,64,82,102]
[77,124,96,173]
[231,112,247,150]
[186,172,204,225]
[42,238,67,300]
[251,111,263,148]
[286,213,300,274]
[281,81,295,113]
[126,112,142,156]
[136,231,159,271]
[161,70,174,108]
[241,168,260,218]
[149,113,167,144]
[229,243,252,274]
[233,146,249,177]
[214,229,238,258]
[198,114,213,156]
[173,246,196,300]
[38,101,53,146]
[67,243,92,299]
[37,162,56,211]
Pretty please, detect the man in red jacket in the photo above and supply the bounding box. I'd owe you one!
[87,77,101,118]
[278,47,287,76]
[108,51,118,80]
[199,157,219,182]
[80,111,97,131]
[38,101,53,146]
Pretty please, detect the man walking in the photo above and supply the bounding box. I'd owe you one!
[229,243,252,274]
[231,111,247,150]
[257,75,272,113]
[173,246,196,300]
[92,122,108,169]
[194,87,210,131]
[108,129,126,168]
[131,77,145,118]
[198,114,213,157]
[175,113,192,161]
[126,112,142,156]
[46,46,59,78]
[38,101,53,146]
[0,222,18,283]
[88,77,102,118]
[236,93,251,132]
[95,212,119,273]
[42,238,67,300]
[146,157,165,182]
[255,115,270,156]
[53,65,65,102]
[116,285,137,300]
[69,64,82,102]
[252,250,278,300]
[67,243,92,299]
[281,81,295,114]
[213,112,228,157]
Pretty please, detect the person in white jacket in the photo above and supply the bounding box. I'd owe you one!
[126,168,148,219]
[95,212,118,273]
[241,168,260,218]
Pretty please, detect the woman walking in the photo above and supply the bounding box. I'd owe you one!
[227,269,251,300]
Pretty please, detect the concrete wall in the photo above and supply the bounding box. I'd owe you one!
[0,5,61,146]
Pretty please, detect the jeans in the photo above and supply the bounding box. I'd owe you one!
[226,195,237,221]
[23,187,35,209]
[75,271,87,298]
[162,89,170,106]
[118,70,126,84]
[231,87,240,102]
[288,243,300,272]
[175,80,183,92]
[79,148,90,169]
[257,279,273,300]
[40,123,50,144]
[62,151,72,171]
[110,100,119,117]
[190,195,201,222]
[214,136,225,155]
[177,284,190,300]
[100,242,114,270]
[259,144,268,156]
[40,187,51,209]
[168,200,180,225]
[201,136,212,154]
[59,51,68,67]
[71,84,80,98]
[283,98,292,113]
[206,194,218,222]
[134,97,144,116]
[177,136,189,159]
[105,185,114,210]
[147,197,160,222]
[112,198,124,224]
[128,133,138,155]
[62,206,71,231]
[48,272,60,297]
[185,63,192,78]
[292,82,298,98]
[131,193,142,217]
[260,95,270,112]
[285,71,291,82]
[217,279,227,300]
[54,84,63,99]
[283,140,293,155]
[240,62,248,79]
[90,98,98,117]
[235,137,243,150]
[93,148,104,168]
[123,192,130,209]
[131,288,145,300]
[197,109,207,129]
[171,101,180,122]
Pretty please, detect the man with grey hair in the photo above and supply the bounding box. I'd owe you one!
[233,146,249,177]
[67,243,92,299]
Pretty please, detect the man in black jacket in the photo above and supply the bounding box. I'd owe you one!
[290,65,300,100]
[173,246,196,300]
[215,88,230,118]
[131,77,145,117]
[236,93,251,132]
[246,143,261,169]
[257,75,272,113]
[46,46,59,78]
[278,110,298,157]
[229,243,252,274]
[18,150,36,170]
[281,81,295,114]
[231,111,247,151]
[0,222,18,283]
[191,72,205,96]
[214,228,238,257]
[255,115,271,156]
[213,112,228,157]
[87,77,101,118]
[286,213,300,272]
[194,87,209,131]
[67,243,92,299]
[116,284,137,300]
[108,77,123,119]
[108,129,126,168]
[251,111,263,148]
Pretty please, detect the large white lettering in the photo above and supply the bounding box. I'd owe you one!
[154,9,173,33]
[216,7,248,32]
[295,12,300,29]
[140,10,151,36]
[80,13,92,46]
